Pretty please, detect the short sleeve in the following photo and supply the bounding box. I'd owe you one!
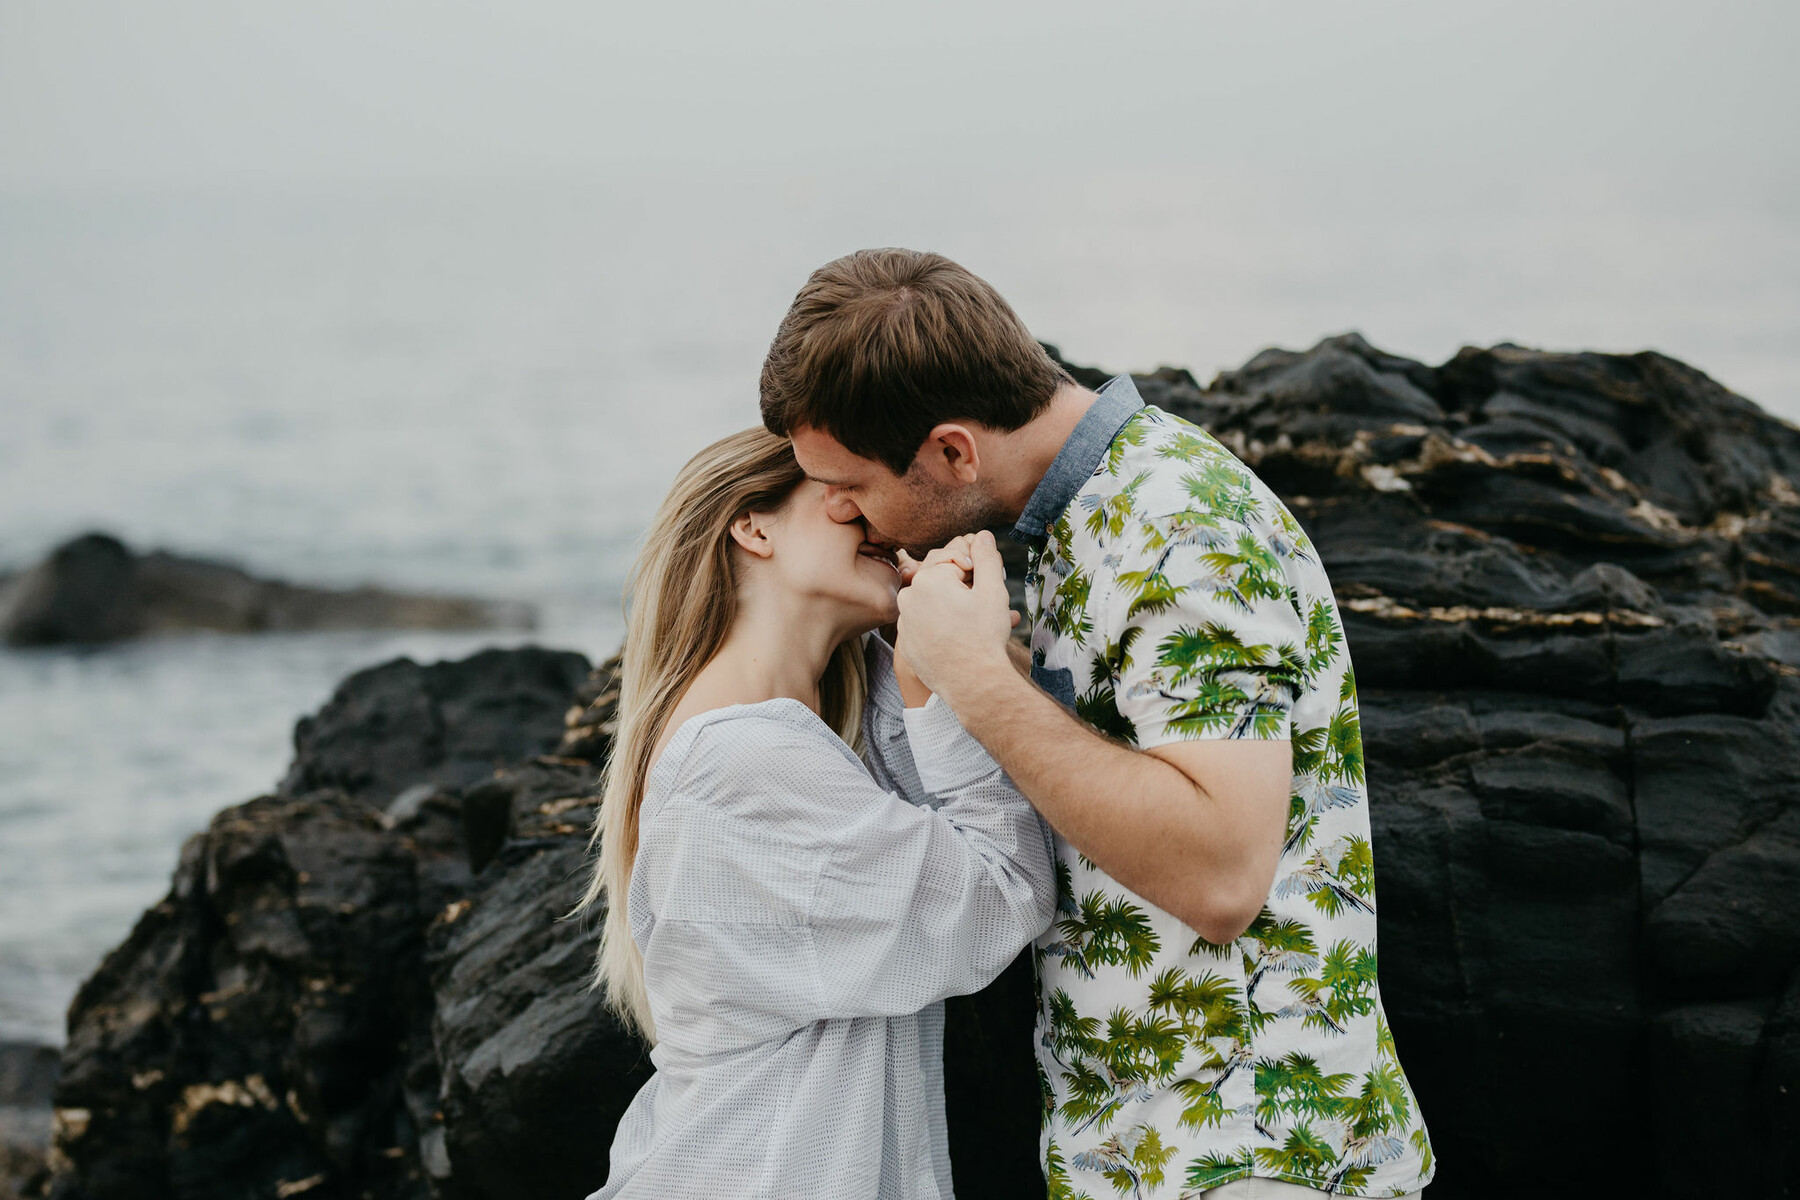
[1110,513,1307,749]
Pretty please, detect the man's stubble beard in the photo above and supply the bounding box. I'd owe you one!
[888,472,1015,558]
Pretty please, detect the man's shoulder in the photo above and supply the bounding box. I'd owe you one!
[1073,404,1312,558]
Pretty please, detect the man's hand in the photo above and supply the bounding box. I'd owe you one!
[894,529,1018,704]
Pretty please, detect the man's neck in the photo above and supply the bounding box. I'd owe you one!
[992,381,1100,524]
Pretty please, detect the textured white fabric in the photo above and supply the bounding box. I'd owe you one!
[1202,1179,1422,1200]
[585,633,1057,1200]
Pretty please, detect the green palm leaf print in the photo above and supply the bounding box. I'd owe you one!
[1182,1150,1253,1193]
[1029,398,1431,1195]
[1053,891,1162,978]
[1252,1124,1335,1184]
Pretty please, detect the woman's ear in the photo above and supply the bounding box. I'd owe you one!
[727,510,777,559]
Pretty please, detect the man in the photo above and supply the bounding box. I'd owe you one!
[761,248,1433,1199]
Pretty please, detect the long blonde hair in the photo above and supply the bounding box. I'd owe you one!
[564,426,869,1042]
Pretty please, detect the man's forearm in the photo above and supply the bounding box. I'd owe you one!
[940,661,1261,941]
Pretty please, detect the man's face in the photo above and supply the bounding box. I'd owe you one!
[789,425,1000,556]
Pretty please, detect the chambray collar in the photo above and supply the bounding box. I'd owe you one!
[1009,373,1145,548]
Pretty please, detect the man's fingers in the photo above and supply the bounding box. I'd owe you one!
[970,529,1009,598]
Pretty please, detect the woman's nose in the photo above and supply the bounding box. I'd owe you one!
[823,488,862,523]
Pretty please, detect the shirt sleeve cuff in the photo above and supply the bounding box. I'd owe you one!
[901,693,1002,794]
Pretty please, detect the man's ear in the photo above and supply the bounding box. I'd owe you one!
[727,510,777,559]
[917,423,982,485]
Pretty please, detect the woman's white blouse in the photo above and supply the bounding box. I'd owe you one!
[585,635,1057,1200]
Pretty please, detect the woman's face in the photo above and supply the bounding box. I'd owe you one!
[755,479,902,633]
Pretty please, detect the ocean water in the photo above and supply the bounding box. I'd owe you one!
[2,165,1797,1045]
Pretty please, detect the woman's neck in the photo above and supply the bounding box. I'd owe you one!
[648,589,859,774]
[681,590,854,717]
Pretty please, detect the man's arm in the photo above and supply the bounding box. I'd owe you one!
[895,531,1291,945]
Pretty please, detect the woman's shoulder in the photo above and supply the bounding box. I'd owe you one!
[649,698,867,818]
[639,700,880,870]
[636,701,862,925]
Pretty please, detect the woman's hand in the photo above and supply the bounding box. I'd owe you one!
[893,534,1022,707]
[894,534,977,586]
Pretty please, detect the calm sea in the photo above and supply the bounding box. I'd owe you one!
[3,165,1797,1044]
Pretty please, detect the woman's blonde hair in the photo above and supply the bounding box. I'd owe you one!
[563,426,868,1042]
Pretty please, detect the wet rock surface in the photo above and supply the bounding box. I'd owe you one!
[37,336,1800,1200]
[0,533,534,647]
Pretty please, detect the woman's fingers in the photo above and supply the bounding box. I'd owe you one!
[895,535,985,589]
[916,535,977,577]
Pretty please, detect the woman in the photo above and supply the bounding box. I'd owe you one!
[566,427,1056,1200]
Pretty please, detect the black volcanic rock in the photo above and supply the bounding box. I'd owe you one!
[280,648,593,807]
[1083,334,1800,1198]
[44,648,600,1200]
[421,762,649,1200]
[47,789,448,1200]
[44,336,1800,1200]
[1,1040,59,1200]
[0,533,535,647]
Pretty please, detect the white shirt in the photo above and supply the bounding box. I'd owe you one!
[585,634,1057,1200]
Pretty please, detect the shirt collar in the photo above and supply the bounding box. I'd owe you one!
[1009,373,1146,547]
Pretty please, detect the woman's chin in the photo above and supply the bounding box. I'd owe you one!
[856,603,901,635]
[842,595,900,637]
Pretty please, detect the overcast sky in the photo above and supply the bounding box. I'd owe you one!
[3,0,1796,192]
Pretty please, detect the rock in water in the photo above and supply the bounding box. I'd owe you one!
[43,337,1800,1200]
[0,533,534,647]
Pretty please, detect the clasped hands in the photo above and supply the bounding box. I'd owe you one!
[890,529,1020,709]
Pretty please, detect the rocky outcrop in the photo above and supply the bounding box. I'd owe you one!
[36,336,1800,1200]
[0,533,534,646]
[41,649,591,1200]
[0,1041,59,1200]
[1054,335,1800,1197]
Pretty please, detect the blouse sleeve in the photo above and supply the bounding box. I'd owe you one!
[636,705,1054,1049]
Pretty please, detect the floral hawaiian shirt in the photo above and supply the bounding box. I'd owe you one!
[1012,373,1435,1199]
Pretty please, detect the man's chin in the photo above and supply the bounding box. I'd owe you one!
[870,500,1011,558]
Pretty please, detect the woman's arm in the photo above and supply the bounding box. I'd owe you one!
[812,693,1055,1015]
[640,709,1055,1034]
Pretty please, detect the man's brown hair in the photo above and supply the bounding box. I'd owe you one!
[759,248,1073,474]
